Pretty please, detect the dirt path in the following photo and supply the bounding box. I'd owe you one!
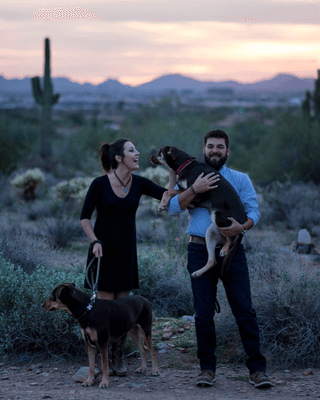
[1,354,320,400]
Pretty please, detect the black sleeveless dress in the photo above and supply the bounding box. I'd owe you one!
[80,174,166,292]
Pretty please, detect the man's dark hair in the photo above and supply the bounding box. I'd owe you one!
[204,129,229,149]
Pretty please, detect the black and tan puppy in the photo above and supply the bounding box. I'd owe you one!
[42,283,159,388]
[151,146,247,276]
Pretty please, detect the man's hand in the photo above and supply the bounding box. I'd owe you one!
[178,172,219,210]
[218,217,244,238]
[193,172,220,193]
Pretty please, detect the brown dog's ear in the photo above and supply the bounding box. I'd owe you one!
[54,283,75,299]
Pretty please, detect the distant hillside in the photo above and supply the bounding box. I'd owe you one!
[0,73,315,95]
[134,73,315,92]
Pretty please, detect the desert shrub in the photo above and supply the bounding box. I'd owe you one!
[251,247,320,367]
[11,168,45,201]
[215,244,320,367]
[134,250,193,317]
[262,181,320,229]
[0,174,14,208]
[0,255,85,358]
[136,220,167,243]
[0,226,58,273]
[141,166,169,187]
[42,214,82,249]
[0,117,39,174]
[22,200,53,220]
[53,176,95,203]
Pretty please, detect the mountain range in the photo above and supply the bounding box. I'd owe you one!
[0,73,316,95]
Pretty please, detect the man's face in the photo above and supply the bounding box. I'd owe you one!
[203,137,229,169]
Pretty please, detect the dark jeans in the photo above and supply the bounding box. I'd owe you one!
[187,242,266,374]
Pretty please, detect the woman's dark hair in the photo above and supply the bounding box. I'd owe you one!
[99,139,130,171]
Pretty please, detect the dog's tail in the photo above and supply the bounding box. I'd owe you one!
[221,234,243,274]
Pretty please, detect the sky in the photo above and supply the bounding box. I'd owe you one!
[1,0,320,86]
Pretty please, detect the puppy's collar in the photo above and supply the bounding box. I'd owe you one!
[177,159,194,175]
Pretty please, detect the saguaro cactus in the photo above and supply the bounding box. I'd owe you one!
[302,90,311,121]
[31,38,60,159]
[313,69,320,123]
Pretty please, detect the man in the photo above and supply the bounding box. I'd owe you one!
[168,129,271,388]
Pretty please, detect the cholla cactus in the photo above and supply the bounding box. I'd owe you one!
[141,166,169,187]
[53,177,94,202]
[11,168,45,201]
[141,166,169,209]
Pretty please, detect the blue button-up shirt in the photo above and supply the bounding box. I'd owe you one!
[168,164,260,237]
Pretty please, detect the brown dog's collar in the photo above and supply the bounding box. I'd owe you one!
[177,159,194,175]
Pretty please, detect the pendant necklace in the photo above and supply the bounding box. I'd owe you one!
[114,170,131,193]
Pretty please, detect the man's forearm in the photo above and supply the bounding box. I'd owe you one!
[242,217,254,232]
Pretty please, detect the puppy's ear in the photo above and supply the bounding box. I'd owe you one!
[167,147,177,160]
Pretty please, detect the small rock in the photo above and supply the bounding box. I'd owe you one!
[298,229,311,245]
[72,367,100,383]
[303,368,313,376]
[182,315,195,323]
[179,348,189,353]
[162,333,172,341]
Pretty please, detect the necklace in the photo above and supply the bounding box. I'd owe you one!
[114,170,132,193]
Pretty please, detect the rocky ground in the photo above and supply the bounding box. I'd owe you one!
[1,319,319,400]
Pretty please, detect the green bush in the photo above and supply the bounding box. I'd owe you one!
[134,250,193,318]
[262,181,320,229]
[215,243,320,367]
[0,255,85,358]
[0,227,58,273]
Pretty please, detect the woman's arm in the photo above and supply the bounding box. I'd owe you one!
[80,219,103,257]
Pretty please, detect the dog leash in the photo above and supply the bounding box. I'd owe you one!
[85,254,101,309]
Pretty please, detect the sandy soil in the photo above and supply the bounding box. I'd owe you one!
[1,350,320,400]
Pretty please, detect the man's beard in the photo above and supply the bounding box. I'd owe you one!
[204,153,228,170]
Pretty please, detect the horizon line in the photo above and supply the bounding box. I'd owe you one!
[0,71,317,88]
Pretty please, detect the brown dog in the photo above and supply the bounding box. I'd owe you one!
[151,146,247,277]
[42,283,159,388]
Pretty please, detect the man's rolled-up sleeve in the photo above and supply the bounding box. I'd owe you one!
[239,175,260,225]
[168,194,185,215]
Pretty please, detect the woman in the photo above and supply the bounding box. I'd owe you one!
[80,138,168,375]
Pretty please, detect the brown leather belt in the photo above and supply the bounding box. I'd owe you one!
[189,235,206,244]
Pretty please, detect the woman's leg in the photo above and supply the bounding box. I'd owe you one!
[97,291,130,300]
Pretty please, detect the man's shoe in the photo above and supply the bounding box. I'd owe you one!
[249,371,272,388]
[196,370,216,387]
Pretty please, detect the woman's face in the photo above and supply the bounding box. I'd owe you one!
[121,141,140,171]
